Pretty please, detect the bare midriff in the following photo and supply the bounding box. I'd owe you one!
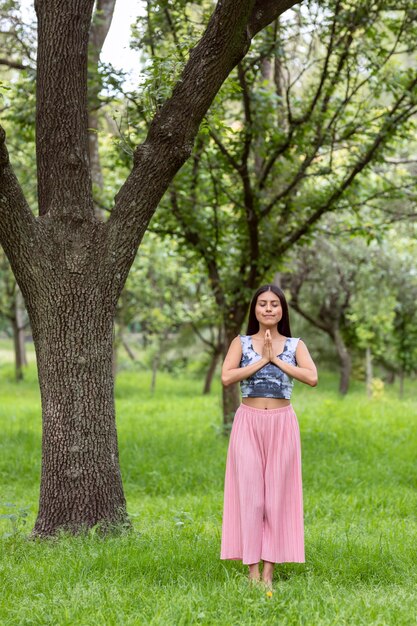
[242,397,291,410]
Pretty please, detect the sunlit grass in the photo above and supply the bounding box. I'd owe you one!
[1,350,417,625]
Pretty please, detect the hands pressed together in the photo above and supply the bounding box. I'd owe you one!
[261,330,276,363]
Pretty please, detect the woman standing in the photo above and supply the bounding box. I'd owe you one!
[220,284,317,588]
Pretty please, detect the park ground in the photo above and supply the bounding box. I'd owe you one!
[1,340,417,625]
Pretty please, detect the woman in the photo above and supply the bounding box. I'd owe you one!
[220,284,317,589]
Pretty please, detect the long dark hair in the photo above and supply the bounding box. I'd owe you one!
[246,284,292,336]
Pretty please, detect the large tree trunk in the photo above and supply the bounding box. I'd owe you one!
[333,328,351,395]
[28,277,127,536]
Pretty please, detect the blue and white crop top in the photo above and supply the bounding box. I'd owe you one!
[239,335,300,400]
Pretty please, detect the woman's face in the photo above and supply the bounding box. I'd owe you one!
[255,290,283,327]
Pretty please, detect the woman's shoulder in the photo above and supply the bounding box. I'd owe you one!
[286,336,301,350]
[230,335,248,346]
[237,335,252,352]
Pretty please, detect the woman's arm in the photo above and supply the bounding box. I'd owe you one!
[270,339,318,387]
[221,336,268,387]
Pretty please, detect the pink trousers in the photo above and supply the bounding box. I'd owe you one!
[220,403,305,565]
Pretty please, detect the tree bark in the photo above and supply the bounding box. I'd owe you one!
[28,250,127,536]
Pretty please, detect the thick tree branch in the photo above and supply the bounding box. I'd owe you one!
[248,0,298,37]
[0,57,27,69]
[0,126,38,285]
[291,299,331,336]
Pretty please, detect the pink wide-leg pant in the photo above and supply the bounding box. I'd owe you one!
[220,403,305,565]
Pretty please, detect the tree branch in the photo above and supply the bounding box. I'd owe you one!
[0,57,27,69]
[0,126,38,285]
[248,0,298,37]
[277,75,417,254]
[209,128,242,173]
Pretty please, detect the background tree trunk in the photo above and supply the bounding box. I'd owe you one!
[333,328,351,395]
[88,0,116,216]
[11,288,27,381]
[16,289,27,367]
[222,318,244,429]
[399,370,404,399]
[365,346,373,398]
[12,319,24,381]
[203,345,222,394]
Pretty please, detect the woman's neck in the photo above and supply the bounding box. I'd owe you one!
[256,325,281,338]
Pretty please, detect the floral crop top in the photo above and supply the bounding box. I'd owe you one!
[239,335,300,400]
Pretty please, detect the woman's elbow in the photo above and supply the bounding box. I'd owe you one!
[221,372,231,387]
[309,372,318,387]
[222,370,237,387]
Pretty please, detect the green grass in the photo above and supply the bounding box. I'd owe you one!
[1,353,417,625]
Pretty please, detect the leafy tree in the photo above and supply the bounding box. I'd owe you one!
[284,224,417,396]
[282,234,366,394]
[0,0,299,536]
[130,0,417,423]
[348,231,417,396]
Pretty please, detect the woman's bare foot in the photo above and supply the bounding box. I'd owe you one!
[261,561,274,589]
[248,563,260,583]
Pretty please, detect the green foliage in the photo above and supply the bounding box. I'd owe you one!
[284,222,417,378]
[114,231,219,376]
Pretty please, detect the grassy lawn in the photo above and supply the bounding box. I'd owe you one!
[0,350,417,625]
